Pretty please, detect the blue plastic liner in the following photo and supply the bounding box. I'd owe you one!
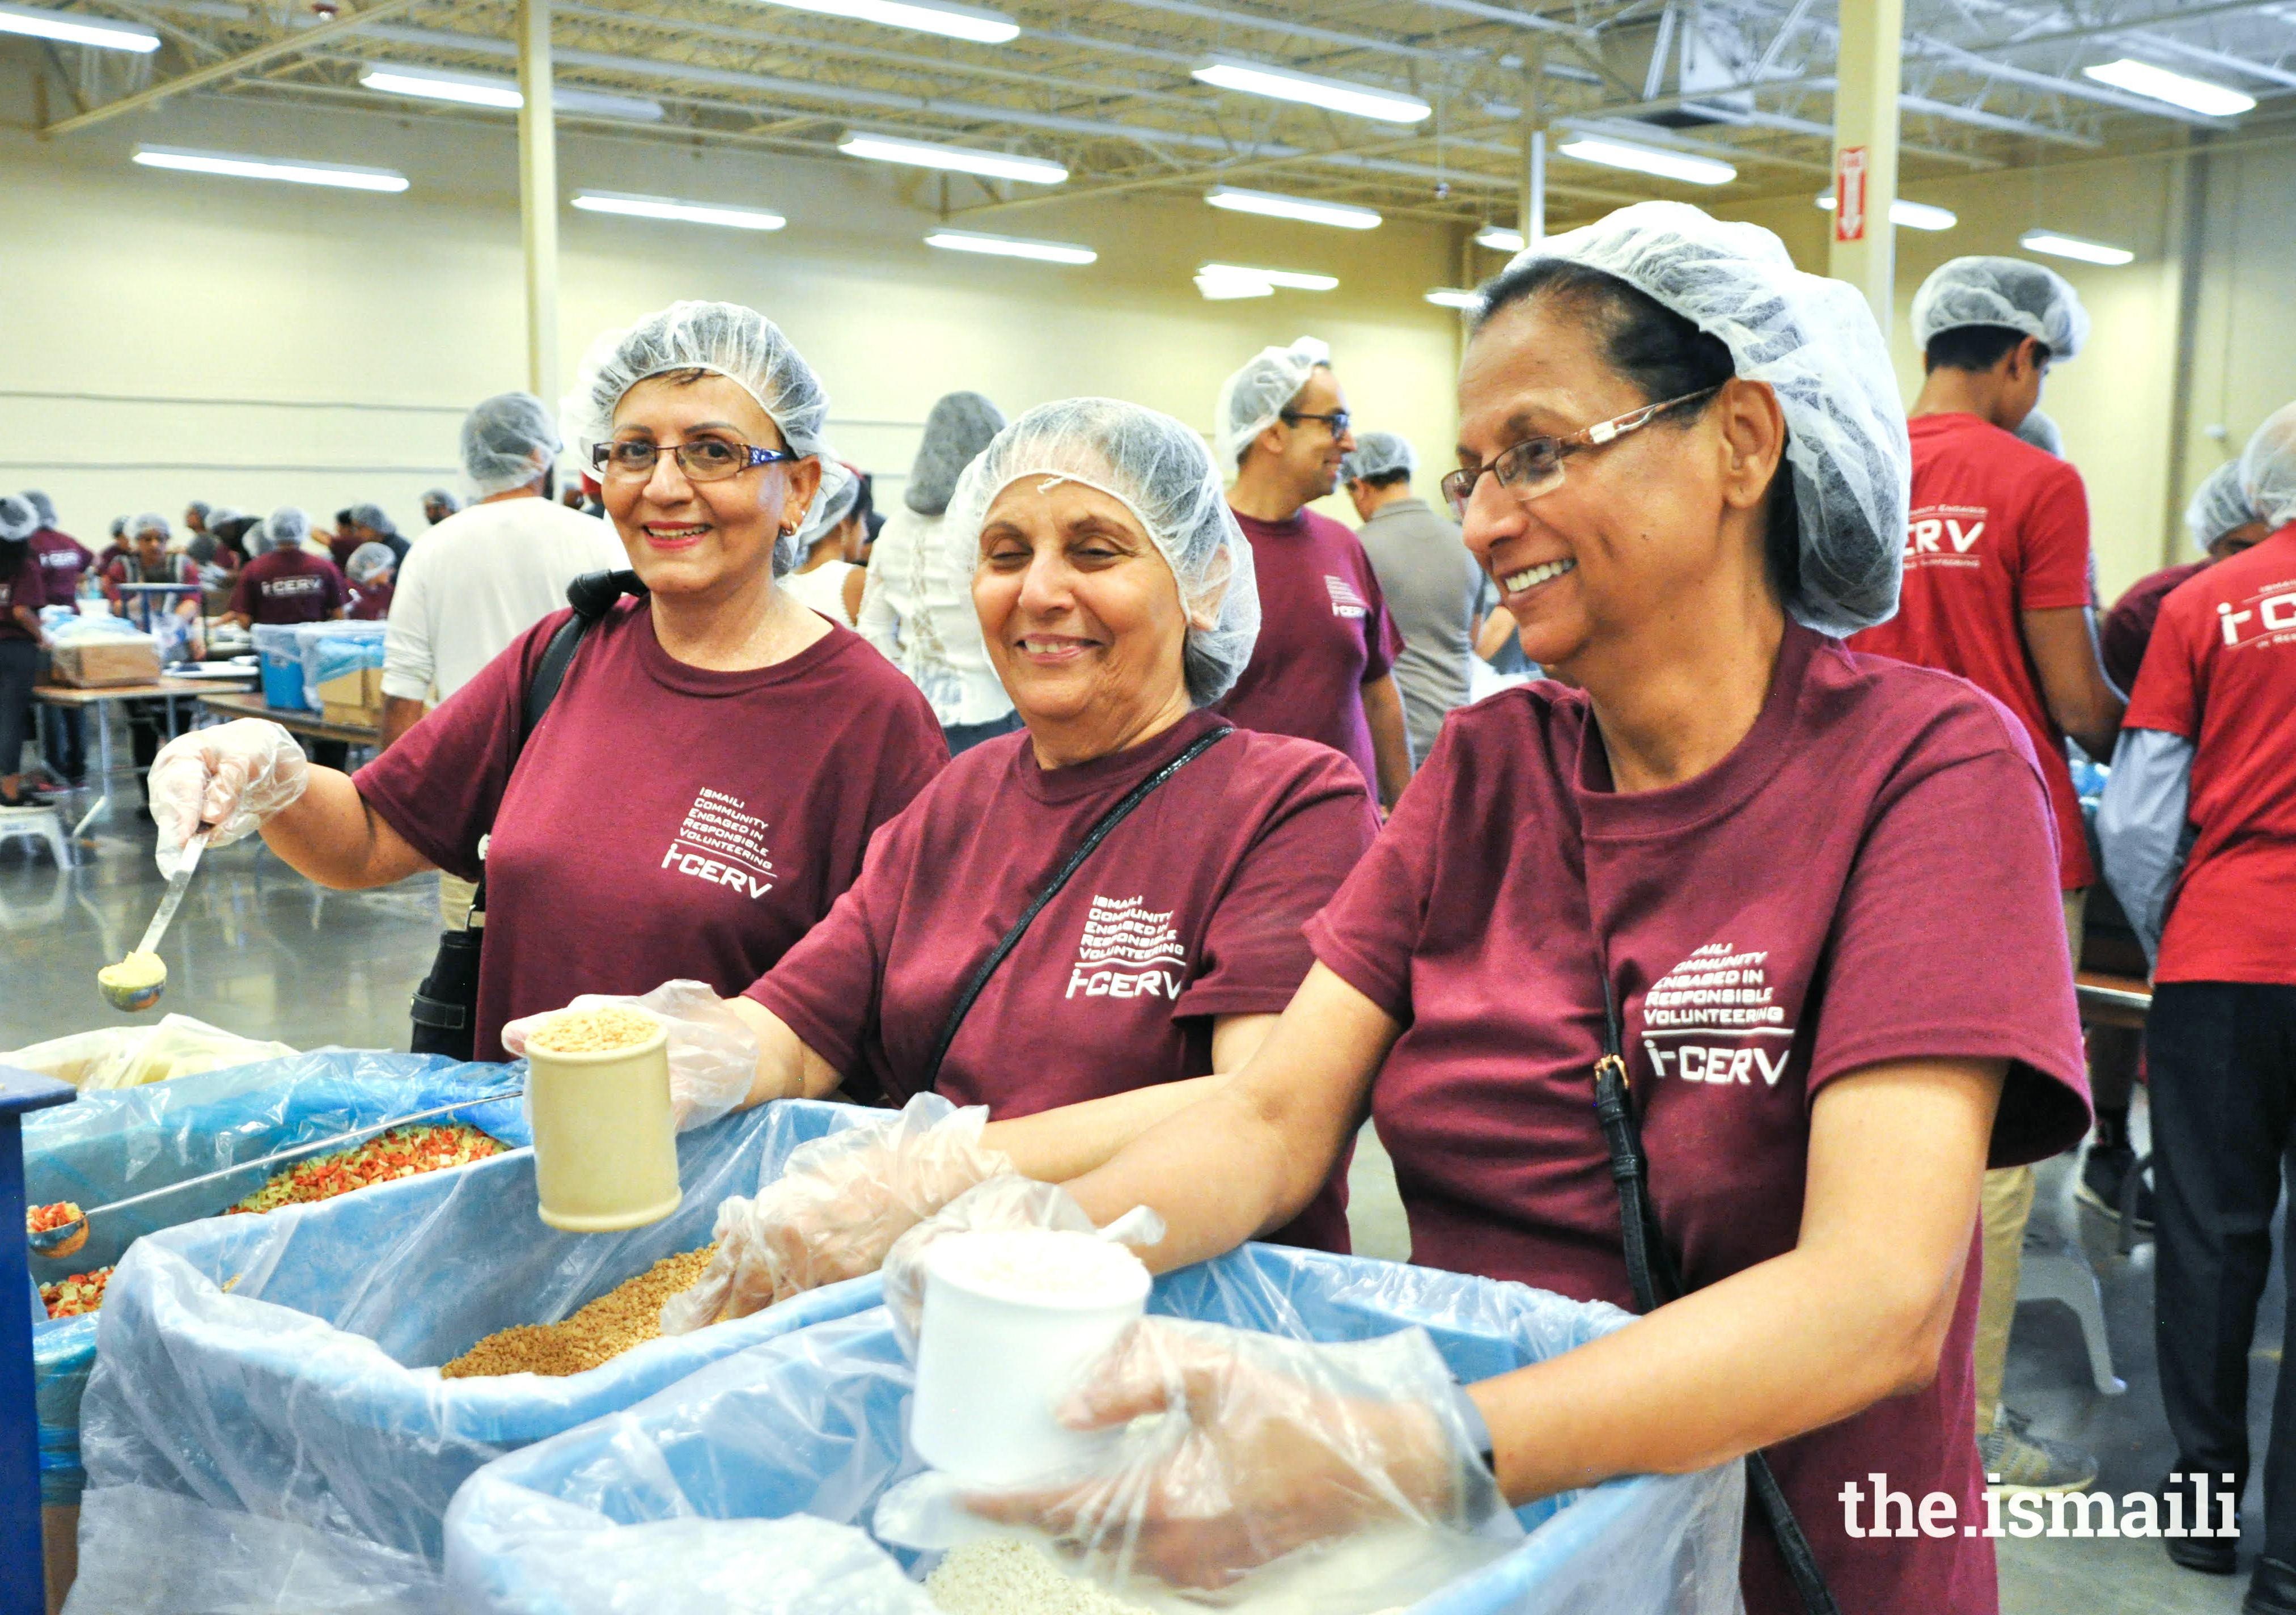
[442,1245,1745,1615]
[29,1051,524,1505]
[66,1099,887,1615]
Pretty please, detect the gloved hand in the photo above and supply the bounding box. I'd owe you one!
[659,1093,1011,1336]
[874,1318,1518,1605]
[502,980,760,1131]
[148,718,310,878]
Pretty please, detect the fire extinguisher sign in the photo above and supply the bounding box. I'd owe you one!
[1835,146,1869,243]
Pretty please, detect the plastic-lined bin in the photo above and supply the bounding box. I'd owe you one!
[27,1051,523,1506]
[67,1099,887,1613]
[441,1245,1746,1615]
[251,623,314,710]
[295,619,388,705]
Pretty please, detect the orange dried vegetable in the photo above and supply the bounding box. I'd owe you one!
[41,1267,112,1319]
[27,1202,81,1235]
[226,1122,505,1215]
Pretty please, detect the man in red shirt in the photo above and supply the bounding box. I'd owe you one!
[226,508,348,628]
[22,490,95,785]
[1846,255,2119,1493]
[1210,338,1410,810]
[2101,401,2296,1603]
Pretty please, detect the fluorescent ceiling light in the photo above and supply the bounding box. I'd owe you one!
[1558,136,1735,185]
[0,2,156,50]
[1425,288,1482,310]
[2082,58,2253,117]
[839,133,1065,184]
[573,191,785,230]
[748,0,1017,44]
[1813,192,1958,231]
[360,64,663,121]
[1205,187,1380,230]
[1200,261,1337,291]
[1197,270,1274,301]
[1474,226,1527,253]
[1192,59,1430,125]
[2020,229,2135,266]
[926,229,1095,265]
[132,144,408,193]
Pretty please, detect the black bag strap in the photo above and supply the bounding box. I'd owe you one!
[465,569,645,927]
[918,724,1232,1090]
[1591,965,1842,1615]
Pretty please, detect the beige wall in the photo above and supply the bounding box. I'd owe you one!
[2181,137,2296,542]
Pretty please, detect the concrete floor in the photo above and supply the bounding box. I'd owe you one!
[0,781,2279,1613]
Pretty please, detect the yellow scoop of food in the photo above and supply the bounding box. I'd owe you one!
[99,950,168,1013]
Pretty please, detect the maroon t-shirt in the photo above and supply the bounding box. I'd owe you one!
[751,710,1377,1251]
[1215,508,1404,793]
[1305,624,2090,1615]
[230,548,346,624]
[348,581,395,622]
[0,550,45,640]
[2100,560,2207,694]
[357,601,947,1062]
[30,529,94,603]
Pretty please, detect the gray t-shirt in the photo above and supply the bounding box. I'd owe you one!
[1354,496,1482,766]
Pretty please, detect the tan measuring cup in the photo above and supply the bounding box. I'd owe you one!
[522,1007,683,1232]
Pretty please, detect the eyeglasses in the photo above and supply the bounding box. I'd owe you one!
[1439,388,1719,520]
[592,438,794,482]
[1280,409,1351,437]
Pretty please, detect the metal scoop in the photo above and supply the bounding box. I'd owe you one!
[97,827,210,1012]
[27,1085,523,1259]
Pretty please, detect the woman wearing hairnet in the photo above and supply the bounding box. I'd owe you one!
[146,300,946,1064]
[503,397,1380,1297]
[746,205,2094,1614]
[0,494,50,808]
[780,459,870,627]
[858,390,1020,752]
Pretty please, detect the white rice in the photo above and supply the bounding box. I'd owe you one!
[925,1538,1153,1615]
[930,1230,1148,1301]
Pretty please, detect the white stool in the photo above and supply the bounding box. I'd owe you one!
[2020,1223,2126,1395]
[0,801,73,868]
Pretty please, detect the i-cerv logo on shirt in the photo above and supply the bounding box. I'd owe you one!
[1900,504,1986,565]
[264,574,327,597]
[658,787,778,901]
[1324,576,1369,619]
[1066,894,1184,1001]
[2217,584,2296,649]
[1640,941,1796,1087]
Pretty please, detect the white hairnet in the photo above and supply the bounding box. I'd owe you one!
[1214,336,1330,470]
[2237,401,2296,532]
[1910,256,2090,362]
[905,392,1005,517]
[129,513,170,543]
[244,520,274,559]
[346,541,397,584]
[422,487,463,514]
[1501,201,1908,635]
[565,300,844,578]
[943,397,1261,707]
[793,455,863,551]
[23,491,57,529]
[2183,462,2253,554]
[1341,431,1416,483]
[2014,410,2064,456]
[0,496,35,543]
[268,506,312,551]
[461,392,560,497]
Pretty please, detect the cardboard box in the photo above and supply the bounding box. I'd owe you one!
[318,666,385,727]
[48,637,162,688]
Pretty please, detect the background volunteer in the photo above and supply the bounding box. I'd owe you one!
[780,461,869,627]
[1845,255,2122,1493]
[2100,460,2270,693]
[1342,430,1482,768]
[226,506,345,628]
[0,494,48,809]
[146,301,946,1063]
[24,489,94,787]
[1212,338,1411,810]
[859,390,1018,752]
[2100,403,2296,1604]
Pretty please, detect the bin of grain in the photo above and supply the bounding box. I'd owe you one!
[523,1005,683,1233]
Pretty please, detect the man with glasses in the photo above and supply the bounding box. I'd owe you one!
[1211,337,1410,810]
[1847,256,2119,1501]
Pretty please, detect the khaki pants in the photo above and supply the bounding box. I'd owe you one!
[1973,887,2087,1436]
[439,873,478,932]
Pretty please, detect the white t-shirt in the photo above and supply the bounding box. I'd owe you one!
[783,558,860,627]
[855,504,1013,727]
[380,497,624,703]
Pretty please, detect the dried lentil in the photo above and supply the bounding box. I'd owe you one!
[226,1122,505,1215]
[439,1245,717,1379]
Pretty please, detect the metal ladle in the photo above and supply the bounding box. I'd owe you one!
[96,826,210,1013]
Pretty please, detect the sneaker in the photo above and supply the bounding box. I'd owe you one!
[1980,1410,2098,1495]
[2246,1556,2296,1610]
[2077,1142,2157,1236]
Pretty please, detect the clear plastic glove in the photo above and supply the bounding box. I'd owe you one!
[148,718,309,878]
[660,1094,1011,1337]
[873,1318,1518,1607]
[502,980,760,1132]
[881,1173,1164,1357]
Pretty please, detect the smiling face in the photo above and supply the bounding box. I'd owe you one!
[1250,366,1356,506]
[973,475,1194,758]
[601,371,821,602]
[1455,294,1778,675]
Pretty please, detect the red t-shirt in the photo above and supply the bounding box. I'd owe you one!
[1848,412,2097,889]
[2123,525,2296,985]
[0,549,45,640]
[357,601,947,1061]
[230,548,346,625]
[1216,508,1404,793]
[30,529,94,603]
[751,709,1376,1252]
[1305,624,2090,1615]
[2101,561,2208,694]
[348,581,395,622]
